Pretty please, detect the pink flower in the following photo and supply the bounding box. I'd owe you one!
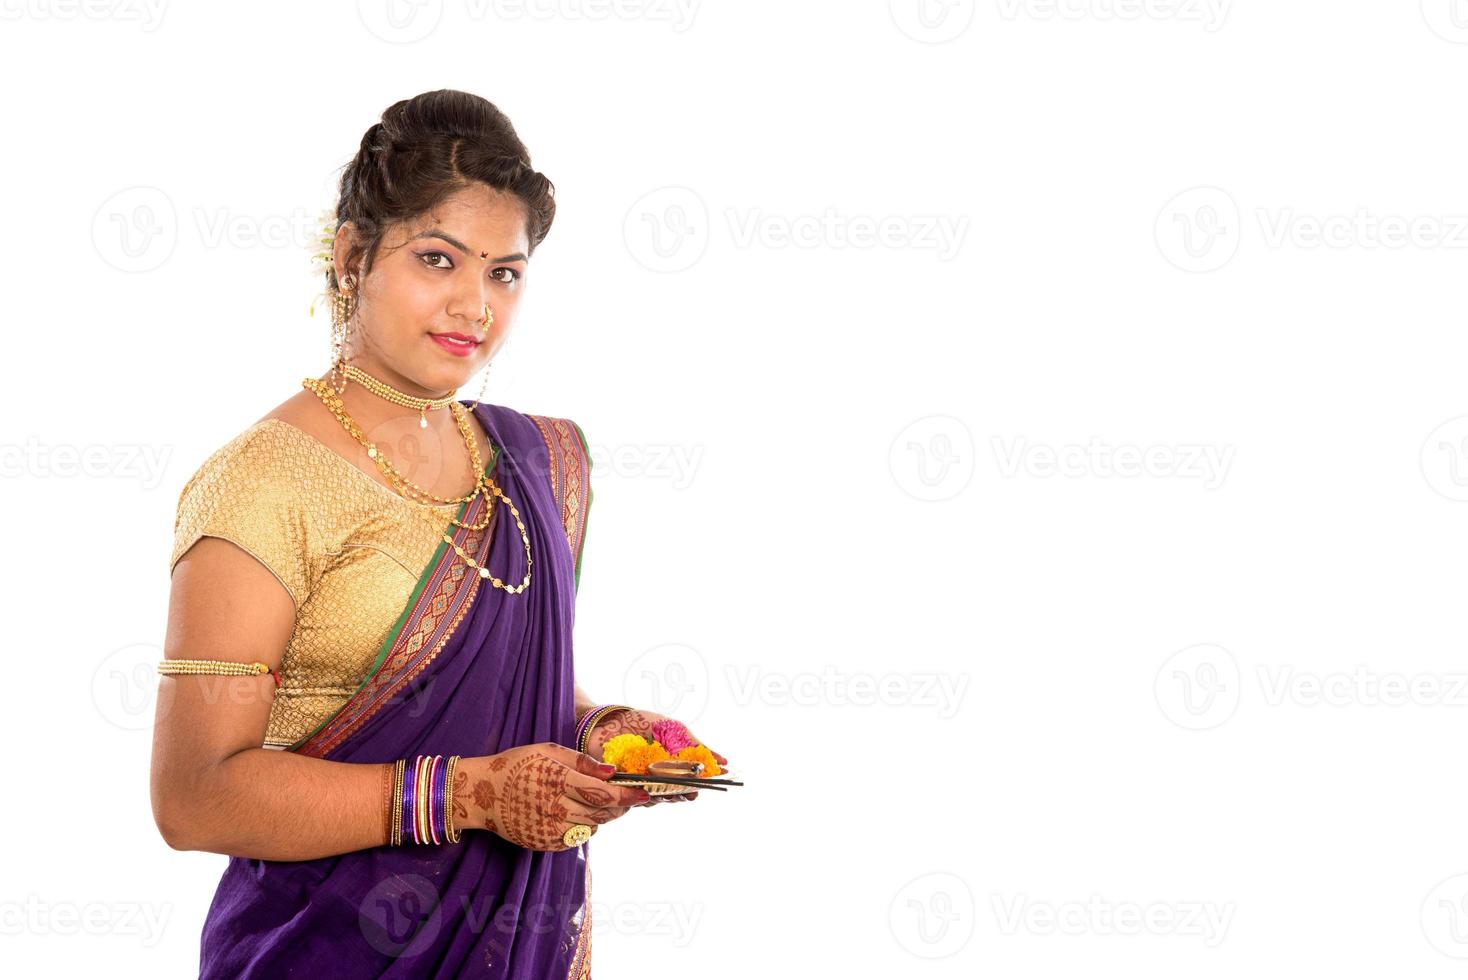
[651,719,696,754]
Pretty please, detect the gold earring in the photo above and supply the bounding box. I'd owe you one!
[330,272,357,395]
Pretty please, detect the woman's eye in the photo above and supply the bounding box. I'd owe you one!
[492,268,522,284]
[419,251,453,270]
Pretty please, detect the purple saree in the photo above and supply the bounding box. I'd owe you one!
[198,402,596,979]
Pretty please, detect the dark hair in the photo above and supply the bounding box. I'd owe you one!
[328,89,556,293]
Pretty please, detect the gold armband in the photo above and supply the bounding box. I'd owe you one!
[157,659,280,686]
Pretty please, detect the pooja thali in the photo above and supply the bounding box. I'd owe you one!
[605,759,743,797]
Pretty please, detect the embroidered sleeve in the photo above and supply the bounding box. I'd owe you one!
[169,428,315,610]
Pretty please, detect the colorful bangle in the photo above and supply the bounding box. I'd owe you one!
[390,754,463,846]
[416,755,431,844]
[428,757,440,845]
[577,704,632,757]
[402,757,416,844]
[444,755,461,843]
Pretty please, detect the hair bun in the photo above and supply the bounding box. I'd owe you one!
[326,89,555,289]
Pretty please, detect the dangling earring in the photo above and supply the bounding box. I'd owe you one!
[330,272,357,395]
[468,303,494,411]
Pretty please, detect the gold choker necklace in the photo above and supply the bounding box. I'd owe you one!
[342,364,456,428]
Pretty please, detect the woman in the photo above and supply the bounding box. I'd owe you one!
[150,90,728,978]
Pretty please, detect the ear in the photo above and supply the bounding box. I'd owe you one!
[332,220,360,283]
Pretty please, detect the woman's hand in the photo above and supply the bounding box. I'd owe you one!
[585,707,730,806]
[453,743,651,851]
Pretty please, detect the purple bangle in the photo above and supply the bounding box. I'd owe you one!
[575,704,611,745]
[576,704,616,754]
[577,704,632,757]
[397,753,459,846]
[403,756,417,845]
[412,754,425,845]
[429,755,443,845]
[437,755,448,842]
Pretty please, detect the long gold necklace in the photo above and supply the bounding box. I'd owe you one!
[300,376,533,594]
[302,376,485,512]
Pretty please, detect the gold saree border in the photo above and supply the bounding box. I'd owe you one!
[528,415,592,593]
[568,852,592,979]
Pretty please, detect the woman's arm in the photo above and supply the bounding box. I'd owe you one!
[151,537,394,861]
[573,682,599,728]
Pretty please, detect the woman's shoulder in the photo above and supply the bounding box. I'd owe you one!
[183,386,346,480]
[177,417,314,501]
[170,415,322,609]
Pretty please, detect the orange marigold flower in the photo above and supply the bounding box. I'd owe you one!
[676,744,722,777]
[618,740,671,775]
[601,733,652,768]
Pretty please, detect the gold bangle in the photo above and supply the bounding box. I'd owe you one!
[444,756,461,844]
[417,755,432,845]
[391,759,406,847]
[156,659,271,678]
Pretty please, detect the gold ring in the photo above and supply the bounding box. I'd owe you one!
[562,824,593,848]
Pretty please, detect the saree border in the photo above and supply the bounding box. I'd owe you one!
[567,852,592,979]
[528,415,592,594]
[288,483,495,758]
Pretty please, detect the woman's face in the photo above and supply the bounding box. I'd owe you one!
[334,183,530,397]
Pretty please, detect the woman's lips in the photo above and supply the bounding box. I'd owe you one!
[429,333,480,357]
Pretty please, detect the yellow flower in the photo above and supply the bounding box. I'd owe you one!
[617,740,671,775]
[600,733,650,769]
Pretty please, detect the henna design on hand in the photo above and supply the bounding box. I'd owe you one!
[575,784,618,807]
[586,708,657,759]
[450,767,471,827]
[498,752,572,851]
[471,774,499,836]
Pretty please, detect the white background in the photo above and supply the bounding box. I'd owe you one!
[3,0,1468,976]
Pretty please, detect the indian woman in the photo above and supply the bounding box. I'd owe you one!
[149,89,729,978]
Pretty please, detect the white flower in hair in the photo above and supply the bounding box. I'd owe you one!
[307,207,338,318]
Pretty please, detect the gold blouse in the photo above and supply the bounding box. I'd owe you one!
[169,418,496,750]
